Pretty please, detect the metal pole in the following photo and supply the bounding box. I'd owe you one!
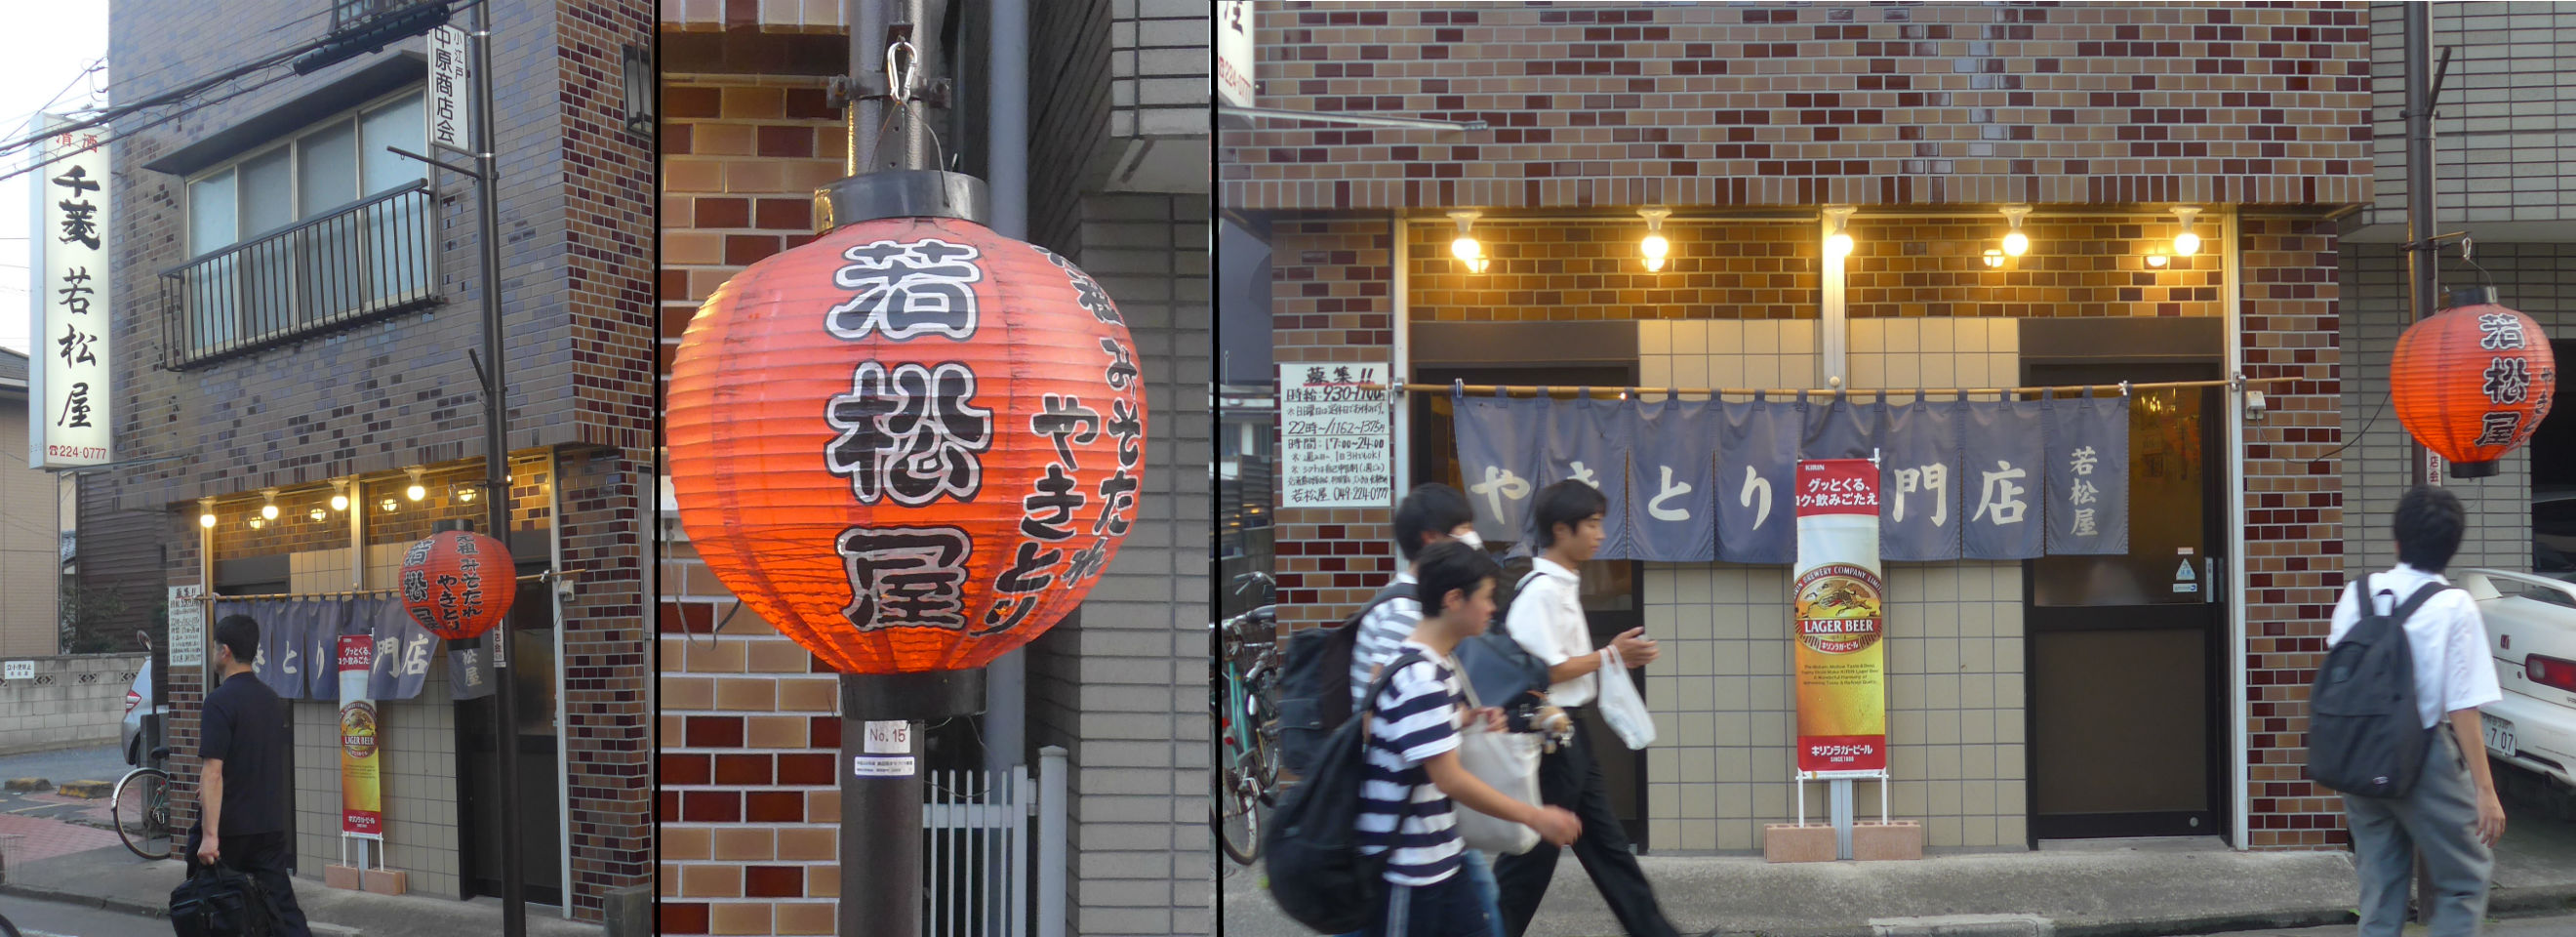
[467,3,524,933]
[846,0,881,176]
[2403,1,2437,490]
[841,672,984,937]
[983,2,1028,925]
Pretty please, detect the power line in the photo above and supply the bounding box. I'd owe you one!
[0,66,302,187]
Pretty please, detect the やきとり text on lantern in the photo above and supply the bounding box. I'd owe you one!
[2391,287,2558,478]
[665,173,1148,677]
[398,530,518,641]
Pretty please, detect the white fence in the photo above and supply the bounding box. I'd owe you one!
[925,745,1067,937]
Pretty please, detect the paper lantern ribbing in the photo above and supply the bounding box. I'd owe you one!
[398,531,518,641]
[2391,292,2557,478]
[666,214,1147,674]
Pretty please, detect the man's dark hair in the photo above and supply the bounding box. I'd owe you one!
[213,614,260,665]
[1393,483,1476,562]
[1530,479,1608,549]
[2394,485,2467,573]
[1417,540,1504,619]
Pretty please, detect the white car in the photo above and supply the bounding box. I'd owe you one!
[2454,569,2576,801]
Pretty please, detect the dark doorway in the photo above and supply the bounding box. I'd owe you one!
[1414,363,1651,848]
[2022,358,2230,843]
[456,554,563,905]
[2528,339,2576,574]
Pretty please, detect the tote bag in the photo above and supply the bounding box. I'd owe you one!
[1597,644,1657,750]
[1449,662,1541,855]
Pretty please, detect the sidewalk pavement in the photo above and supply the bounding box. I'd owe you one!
[0,844,601,937]
[1220,837,2576,937]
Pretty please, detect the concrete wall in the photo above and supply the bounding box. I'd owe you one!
[0,397,60,658]
[0,655,145,755]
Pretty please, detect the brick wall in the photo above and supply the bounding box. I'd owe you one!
[1225,1,2374,212]
[1267,218,1400,631]
[2239,216,2351,849]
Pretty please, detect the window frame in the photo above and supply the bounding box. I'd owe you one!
[182,84,429,260]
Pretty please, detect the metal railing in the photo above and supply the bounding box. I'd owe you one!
[160,181,440,369]
[923,746,1067,937]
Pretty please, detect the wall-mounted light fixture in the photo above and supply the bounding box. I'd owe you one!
[1982,249,2006,269]
[198,498,217,530]
[2145,247,2170,268]
[309,507,329,523]
[330,478,350,512]
[1448,211,1489,273]
[381,497,401,513]
[1824,206,1856,261]
[622,43,656,139]
[1637,208,1671,272]
[1999,205,2032,258]
[455,483,480,505]
[2170,206,2202,257]
[260,488,280,521]
[405,468,427,502]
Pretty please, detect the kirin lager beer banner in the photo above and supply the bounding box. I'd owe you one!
[1792,459,1889,774]
[339,634,383,838]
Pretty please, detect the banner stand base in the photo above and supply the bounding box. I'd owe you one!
[1777,770,1918,863]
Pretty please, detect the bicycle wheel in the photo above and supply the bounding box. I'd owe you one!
[1212,772,1262,866]
[0,911,20,937]
[113,767,174,861]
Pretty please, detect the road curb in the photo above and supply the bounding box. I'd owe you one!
[1703,906,2361,937]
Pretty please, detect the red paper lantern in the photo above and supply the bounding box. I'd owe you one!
[2392,289,2557,478]
[399,530,518,641]
[665,208,1147,674]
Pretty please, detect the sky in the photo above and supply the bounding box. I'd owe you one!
[0,8,110,356]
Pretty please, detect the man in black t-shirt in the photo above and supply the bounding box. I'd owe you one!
[188,613,310,937]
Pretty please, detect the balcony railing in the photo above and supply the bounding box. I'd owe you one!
[161,181,439,369]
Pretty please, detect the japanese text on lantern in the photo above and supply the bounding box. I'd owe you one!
[980,248,1139,636]
[824,237,994,634]
[29,118,111,468]
[1279,362,1394,509]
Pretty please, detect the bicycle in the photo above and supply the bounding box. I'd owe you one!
[1213,572,1281,866]
[113,746,174,861]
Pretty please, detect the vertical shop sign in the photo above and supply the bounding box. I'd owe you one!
[167,587,204,669]
[1279,361,1393,509]
[2044,394,2130,554]
[1793,459,1888,773]
[338,634,383,838]
[1216,0,1257,109]
[1877,400,1962,562]
[1451,390,1538,543]
[1717,395,1796,564]
[1535,393,1628,558]
[1961,398,2045,560]
[29,117,111,468]
[425,25,473,153]
[1624,395,1715,562]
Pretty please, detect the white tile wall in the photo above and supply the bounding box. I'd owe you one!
[1635,319,2030,852]
[2366,3,2576,226]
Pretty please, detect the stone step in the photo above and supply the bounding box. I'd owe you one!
[55,779,111,798]
[2,778,49,793]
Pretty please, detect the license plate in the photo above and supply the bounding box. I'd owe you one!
[2485,717,2516,756]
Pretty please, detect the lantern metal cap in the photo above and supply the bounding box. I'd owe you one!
[2447,286,2500,308]
[840,669,987,720]
[815,170,990,232]
[2451,459,2501,479]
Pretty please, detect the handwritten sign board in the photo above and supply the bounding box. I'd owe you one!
[1279,361,1393,509]
[167,586,204,669]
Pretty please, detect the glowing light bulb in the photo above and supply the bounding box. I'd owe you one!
[1640,234,1670,272]
[262,504,279,521]
[330,494,349,511]
[407,483,426,501]
[1827,232,1855,260]
[2001,230,2029,257]
[1451,235,1480,262]
[2171,230,2199,257]
[199,512,217,529]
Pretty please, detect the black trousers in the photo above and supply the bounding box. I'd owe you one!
[185,826,313,937]
[1492,717,1679,937]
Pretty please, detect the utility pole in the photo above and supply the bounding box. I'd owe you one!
[2402,2,2438,490]
[467,0,525,932]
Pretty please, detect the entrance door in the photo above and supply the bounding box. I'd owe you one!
[457,554,564,905]
[1415,364,1649,848]
[2023,361,2229,842]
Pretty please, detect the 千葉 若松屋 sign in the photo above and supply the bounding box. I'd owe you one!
[29,115,111,469]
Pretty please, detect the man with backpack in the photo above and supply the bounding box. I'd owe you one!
[2320,486,2506,937]
[1355,541,1580,936]
[1276,484,1477,780]
[185,614,308,937]
[1493,480,1677,937]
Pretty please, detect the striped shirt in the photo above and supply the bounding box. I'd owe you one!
[1348,573,1423,709]
[1356,641,1466,887]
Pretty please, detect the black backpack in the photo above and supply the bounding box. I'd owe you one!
[2308,576,2451,799]
[1263,647,1426,933]
[1455,571,1554,720]
[170,863,277,937]
[1274,581,1414,779]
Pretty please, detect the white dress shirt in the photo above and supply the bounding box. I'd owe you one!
[2327,563,2504,731]
[1505,556,1596,708]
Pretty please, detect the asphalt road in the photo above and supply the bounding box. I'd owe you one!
[0,893,165,937]
[0,746,127,832]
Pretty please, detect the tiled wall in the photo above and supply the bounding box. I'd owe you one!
[2363,2,2576,227]
[1225,2,2374,212]
[2337,242,2576,577]
[1268,218,1401,631]
[1407,221,1818,323]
